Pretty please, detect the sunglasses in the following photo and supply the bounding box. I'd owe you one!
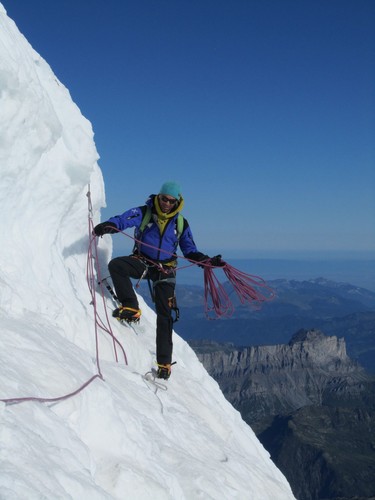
[159,195,177,205]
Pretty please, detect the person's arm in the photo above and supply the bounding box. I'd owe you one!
[94,206,146,236]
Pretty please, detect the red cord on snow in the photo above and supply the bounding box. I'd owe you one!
[86,190,128,366]
[86,237,127,366]
[0,187,125,405]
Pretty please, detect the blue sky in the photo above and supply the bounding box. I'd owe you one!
[4,0,375,258]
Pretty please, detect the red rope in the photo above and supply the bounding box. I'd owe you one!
[86,236,127,366]
[224,263,275,306]
[201,263,275,319]
[0,187,127,405]
[86,191,128,365]
[203,266,234,319]
[108,227,274,320]
[2,375,102,406]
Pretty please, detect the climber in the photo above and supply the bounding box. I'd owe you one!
[94,181,224,379]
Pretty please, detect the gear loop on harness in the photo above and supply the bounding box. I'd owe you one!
[128,254,180,322]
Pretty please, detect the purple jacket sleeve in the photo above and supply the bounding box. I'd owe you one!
[107,207,144,231]
[179,222,208,262]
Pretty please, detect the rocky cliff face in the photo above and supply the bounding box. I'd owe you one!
[199,329,352,377]
[191,330,375,500]
[196,329,367,428]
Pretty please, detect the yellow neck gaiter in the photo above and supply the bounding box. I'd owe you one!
[154,195,185,235]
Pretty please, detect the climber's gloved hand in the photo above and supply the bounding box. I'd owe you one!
[209,254,226,267]
[186,252,225,269]
[93,221,118,237]
[196,254,210,268]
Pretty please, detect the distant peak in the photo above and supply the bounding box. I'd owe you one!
[289,328,325,345]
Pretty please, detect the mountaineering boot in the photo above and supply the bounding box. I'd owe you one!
[156,364,172,380]
[113,306,141,323]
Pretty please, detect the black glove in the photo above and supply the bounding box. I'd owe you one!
[209,254,226,267]
[93,221,118,237]
[196,254,210,269]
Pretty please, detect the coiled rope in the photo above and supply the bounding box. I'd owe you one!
[101,224,275,319]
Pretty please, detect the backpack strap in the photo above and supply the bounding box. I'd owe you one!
[176,213,184,239]
[139,205,152,233]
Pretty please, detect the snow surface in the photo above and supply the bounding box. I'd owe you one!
[0,5,295,499]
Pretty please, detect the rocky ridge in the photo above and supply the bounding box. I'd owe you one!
[194,329,368,429]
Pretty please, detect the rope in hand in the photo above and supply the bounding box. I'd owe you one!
[102,225,275,320]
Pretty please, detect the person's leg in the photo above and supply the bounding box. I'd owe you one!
[153,279,176,366]
[108,256,146,308]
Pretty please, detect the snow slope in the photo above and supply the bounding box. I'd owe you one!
[0,5,295,499]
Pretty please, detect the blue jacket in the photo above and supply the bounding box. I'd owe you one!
[107,195,204,263]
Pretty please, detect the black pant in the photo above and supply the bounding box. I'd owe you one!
[108,256,176,365]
